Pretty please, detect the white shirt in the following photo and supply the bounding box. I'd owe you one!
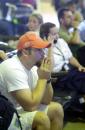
[78,20,85,42]
[78,20,85,31]
[0,55,38,107]
[49,38,73,72]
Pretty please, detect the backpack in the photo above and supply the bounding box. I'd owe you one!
[53,88,85,124]
[0,94,22,130]
[52,69,85,124]
[64,94,85,123]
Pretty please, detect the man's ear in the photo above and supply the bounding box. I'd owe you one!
[22,49,29,56]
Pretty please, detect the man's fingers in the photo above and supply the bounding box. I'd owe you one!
[40,58,52,71]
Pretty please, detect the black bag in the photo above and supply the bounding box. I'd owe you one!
[64,94,85,123]
[0,94,22,130]
[52,69,85,123]
[53,90,85,123]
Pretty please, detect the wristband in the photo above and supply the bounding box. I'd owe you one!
[47,79,51,84]
[74,28,77,31]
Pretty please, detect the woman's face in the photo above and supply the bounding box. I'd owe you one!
[28,16,40,31]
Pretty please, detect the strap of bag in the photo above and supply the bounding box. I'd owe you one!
[0,94,22,130]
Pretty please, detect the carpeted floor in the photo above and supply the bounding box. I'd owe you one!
[64,122,85,130]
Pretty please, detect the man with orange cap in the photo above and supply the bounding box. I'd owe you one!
[0,32,64,130]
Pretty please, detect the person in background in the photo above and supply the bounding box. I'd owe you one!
[58,8,85,56]
[39,22,85,101]
[8,13,43,49]
[0,32,64,130]
[58,8,84,45]
[11,13,43,35]
[65,1,83,26]
[27,13,43,34]
[40,22,85,73]
[16,12,43,34]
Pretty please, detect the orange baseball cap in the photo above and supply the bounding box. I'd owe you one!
[17,32,51,50]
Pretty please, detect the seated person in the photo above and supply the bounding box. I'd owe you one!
[58,8,85,56]
[40,22,85,73]
[12,13,43,36]
[0,15,43,55]
[65,1,83,26]
[40,22,85,100]
[0,11,43,37]
[0,32,64,130]
[27,13,43,34]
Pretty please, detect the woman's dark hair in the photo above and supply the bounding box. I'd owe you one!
[40,22,56,39]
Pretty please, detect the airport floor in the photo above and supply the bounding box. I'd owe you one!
[38,1,85,129]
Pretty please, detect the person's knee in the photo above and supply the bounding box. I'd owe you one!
[47,102,64,120]
[33,111,50,129]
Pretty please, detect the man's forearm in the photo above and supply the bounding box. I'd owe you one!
[32,79,47,105]
[69,56,81,68]
[41,83,53,104]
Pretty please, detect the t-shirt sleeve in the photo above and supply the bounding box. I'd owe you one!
[5,67,29,92]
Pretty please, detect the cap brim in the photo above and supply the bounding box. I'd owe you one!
[32,40,51,49]
[17,32,51,50]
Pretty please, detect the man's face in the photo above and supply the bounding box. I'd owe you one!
[22,48,44,68]
[49,26,59,43]
[31,48,44,67]
[63,11,73,28]
[28,16,40,31]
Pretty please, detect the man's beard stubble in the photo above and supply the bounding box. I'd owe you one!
[35,60,42,67]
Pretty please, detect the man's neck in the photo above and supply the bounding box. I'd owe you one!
[60,25,68,32]
[19,56,32,70]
